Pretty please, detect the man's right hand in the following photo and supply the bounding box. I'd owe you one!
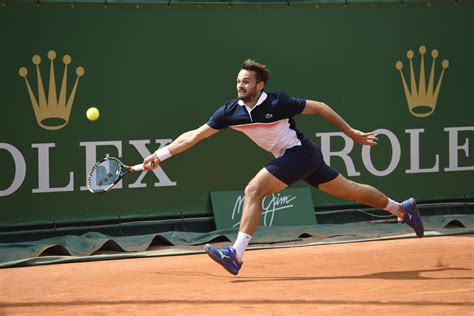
[143,153,160,171]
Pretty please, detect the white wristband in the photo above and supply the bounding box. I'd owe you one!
[155,146,172,162]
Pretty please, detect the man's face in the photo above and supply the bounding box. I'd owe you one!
[236,69,263,102]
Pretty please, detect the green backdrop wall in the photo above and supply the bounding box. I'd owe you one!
[1,1,473,227]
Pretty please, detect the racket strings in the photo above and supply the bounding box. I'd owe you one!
[88,159,122,193]
[96,165,116,186]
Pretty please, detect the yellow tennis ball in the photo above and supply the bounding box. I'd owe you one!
[86,107,100,121]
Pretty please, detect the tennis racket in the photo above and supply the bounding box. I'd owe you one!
[87,157,154,193]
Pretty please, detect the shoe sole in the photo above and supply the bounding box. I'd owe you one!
[408,198,424,238]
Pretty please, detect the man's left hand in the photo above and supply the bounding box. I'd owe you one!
[349,129,378,146]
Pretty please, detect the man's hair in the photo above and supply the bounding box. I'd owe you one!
[241,59,270,84]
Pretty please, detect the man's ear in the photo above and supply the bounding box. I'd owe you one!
[257,81,265,92]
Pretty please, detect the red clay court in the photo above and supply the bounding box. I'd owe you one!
[1,235,473,315]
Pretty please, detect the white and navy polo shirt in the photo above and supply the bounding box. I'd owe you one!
[207,91,307,157]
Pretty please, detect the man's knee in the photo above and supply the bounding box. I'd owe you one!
[244,182,266,201]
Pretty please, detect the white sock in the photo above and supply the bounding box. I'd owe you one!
[232,232,251,262]
[384,198,404,218]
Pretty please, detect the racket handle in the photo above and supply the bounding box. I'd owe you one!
[131,164,144,172]
[131,161,155,172]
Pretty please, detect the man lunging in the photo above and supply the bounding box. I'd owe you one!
[143,59,424,276]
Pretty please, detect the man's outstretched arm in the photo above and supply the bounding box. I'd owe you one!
[302,100,378,146]
[143,123,220,170]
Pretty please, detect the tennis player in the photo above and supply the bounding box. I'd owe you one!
[143,59,424,275]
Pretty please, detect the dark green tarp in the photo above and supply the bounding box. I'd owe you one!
[1,214,473,268]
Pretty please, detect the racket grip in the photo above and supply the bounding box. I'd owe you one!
[131,164,145,172]
[131,161,155,172]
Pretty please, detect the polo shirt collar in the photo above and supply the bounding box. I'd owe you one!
[238,91,268,108]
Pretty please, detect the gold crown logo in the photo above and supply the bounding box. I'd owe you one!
[19,50,85,130]
[395,45,449,118]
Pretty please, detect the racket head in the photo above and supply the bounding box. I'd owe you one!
[87,157,127,193]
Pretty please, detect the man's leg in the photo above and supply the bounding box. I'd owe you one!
[239,168,288,235]
[318,174,423,237]
[318,174,393,210]
[205,168,287,275]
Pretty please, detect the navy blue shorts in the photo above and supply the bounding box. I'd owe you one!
[265,139,339,187]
